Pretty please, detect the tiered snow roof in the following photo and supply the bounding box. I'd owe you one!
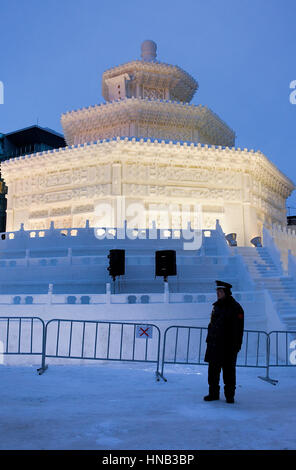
[61,41,235,147]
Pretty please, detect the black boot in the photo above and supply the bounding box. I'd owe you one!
[224,386,235,403]
[226,397,234,403]
[204,387,220,401]
[204,394,219,401]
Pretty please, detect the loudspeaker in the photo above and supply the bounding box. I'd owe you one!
[155,250,177,278]
[225,233,237,247]
[250,236,262,247]
[107,249,125,280]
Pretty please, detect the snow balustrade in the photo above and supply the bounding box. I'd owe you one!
[262,225,286,274]
[0,219,251,302]
[0,289,259,307]
[0,316,295,384]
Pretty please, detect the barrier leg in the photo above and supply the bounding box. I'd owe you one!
[258,335,278,385]
[37,364,48,375]
[155,370,166,382]
[258,366,278,386]
[37,353,48,375]
[37,328,48,375]
[155,357,166,381]
[157,360,167,382]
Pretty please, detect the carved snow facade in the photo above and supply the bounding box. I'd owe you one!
[1,42,294,245]
[1,138,294,246]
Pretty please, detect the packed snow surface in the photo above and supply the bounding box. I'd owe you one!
[0,362,295,450]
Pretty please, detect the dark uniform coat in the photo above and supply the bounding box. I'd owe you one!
[204,295,244,365]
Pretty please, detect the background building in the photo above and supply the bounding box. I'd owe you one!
[0,126,66,232]
[0,126,65,161]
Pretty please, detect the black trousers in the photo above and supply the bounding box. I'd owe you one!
[208,358,237,398]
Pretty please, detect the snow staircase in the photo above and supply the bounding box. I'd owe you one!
[237,247,296,330]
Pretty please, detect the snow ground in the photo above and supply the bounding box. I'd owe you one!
[0,362,295,450]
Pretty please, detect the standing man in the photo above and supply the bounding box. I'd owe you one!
[204,280,244,403]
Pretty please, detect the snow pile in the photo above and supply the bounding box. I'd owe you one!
[0,362,295,450]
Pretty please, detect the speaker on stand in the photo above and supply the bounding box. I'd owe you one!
[155,250,177,283]
[107,249,125,293]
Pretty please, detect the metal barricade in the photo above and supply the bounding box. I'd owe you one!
[160,325,208,380]
[0,316,46,372]
[268,330,296,368]
[2,315,295,386]
[161,325,272,383]
[41,319,164,380]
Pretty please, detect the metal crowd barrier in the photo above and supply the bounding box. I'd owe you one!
[0,316,46,371]
[268,330,296,368]
[38,319,164,380]
[160,325,208,379]
[160,325,273,383]
[0,316,295,386]
[239,329,273,384]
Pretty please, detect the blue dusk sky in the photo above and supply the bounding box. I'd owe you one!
[0,0,295,207]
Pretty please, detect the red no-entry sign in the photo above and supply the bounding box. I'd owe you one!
[136,325,153,339]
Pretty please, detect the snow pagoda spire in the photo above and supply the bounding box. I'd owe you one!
[141,40,157,62]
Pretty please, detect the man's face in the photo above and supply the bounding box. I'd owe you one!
[217,288,226,300]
